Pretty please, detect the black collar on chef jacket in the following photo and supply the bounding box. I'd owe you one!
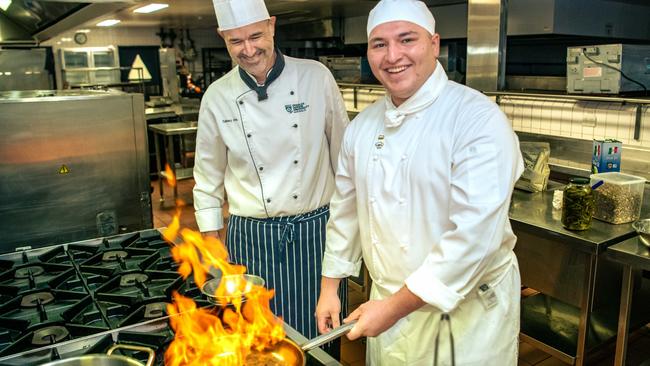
[238,46,285,101]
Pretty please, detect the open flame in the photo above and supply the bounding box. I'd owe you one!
[161,164,286,365]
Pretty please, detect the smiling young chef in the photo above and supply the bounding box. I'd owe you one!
[315,0,525,364]
[192,0,349,354]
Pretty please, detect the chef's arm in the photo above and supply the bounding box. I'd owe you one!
[405,112,524,313]
[193,97,228,233]
[323,68,350,172]
[321,128,362,279]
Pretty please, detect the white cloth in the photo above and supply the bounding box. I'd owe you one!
[383,63,445,128]
[367,257,520,365]
[322,61,524,363]
[213,0,270,31]
[193,56,349,232]
[367,0,436,37]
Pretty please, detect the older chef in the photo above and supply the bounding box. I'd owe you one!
[193,0,349,347]
[315,0,525,364]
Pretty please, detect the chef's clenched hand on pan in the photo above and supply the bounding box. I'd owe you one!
[316,277,342,333]
[341,286,426,340]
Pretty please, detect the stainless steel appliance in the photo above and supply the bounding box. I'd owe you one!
[0,90,153,251]
[0,49,51,91]
[318,56,374,84]
[0,230,340,366]
[566,44,650,94]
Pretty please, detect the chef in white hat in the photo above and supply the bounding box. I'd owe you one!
[316,0,524,364]
[193,0,349,356]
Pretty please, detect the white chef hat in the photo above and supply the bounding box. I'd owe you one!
[367,0,436,37]
[213,0,270,31]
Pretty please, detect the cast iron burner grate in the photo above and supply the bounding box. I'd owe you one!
[81,248,160,273]
[95,271,184,306]
[0,263,73,293]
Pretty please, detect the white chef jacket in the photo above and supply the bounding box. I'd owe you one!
[322,62,524,364]
[193,56,349,232]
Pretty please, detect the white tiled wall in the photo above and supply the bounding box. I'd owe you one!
[339,86,650,152]
[499,97,650,148]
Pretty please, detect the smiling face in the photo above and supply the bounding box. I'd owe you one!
[219,17,277,83]
[367,21,440,106]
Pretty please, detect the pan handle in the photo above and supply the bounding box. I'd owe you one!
[301,321,357,351]
[107,344,156,366]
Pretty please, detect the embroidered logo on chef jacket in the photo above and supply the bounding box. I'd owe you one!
[221,118,239,123]
[284,102,309,114]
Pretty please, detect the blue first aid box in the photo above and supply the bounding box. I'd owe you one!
[592,139,622,173]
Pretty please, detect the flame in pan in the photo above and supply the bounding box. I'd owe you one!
[162,165,285,365]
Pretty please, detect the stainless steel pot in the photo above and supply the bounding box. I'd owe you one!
[200,273,265,305]
[40,344,155,366]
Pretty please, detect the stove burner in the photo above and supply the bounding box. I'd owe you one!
[31,326,70,346]
[20,292,55,307]
[120,273,149,287]
[102,251,129,262]
[144,302,168,319]
[14,266,45,279]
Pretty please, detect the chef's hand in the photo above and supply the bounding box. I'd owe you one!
[202,231,221,241]
[344,299,398,340]
[344,285,426,340]
[316,276,342,334]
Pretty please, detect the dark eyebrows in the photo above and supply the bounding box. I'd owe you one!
[398,31,418,38]
[369,30,418,43]
[228,31,265,43]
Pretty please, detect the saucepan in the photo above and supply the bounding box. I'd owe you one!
[200,273,265,305]
[40,344,155,366]
[244,321,356,366]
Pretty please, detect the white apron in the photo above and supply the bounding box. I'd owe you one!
[367,255,520,366]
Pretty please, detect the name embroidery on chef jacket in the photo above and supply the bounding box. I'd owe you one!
[285,102,309,114]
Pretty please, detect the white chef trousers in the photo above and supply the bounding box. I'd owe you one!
[366,256,520,366]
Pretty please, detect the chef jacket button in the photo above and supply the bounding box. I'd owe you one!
[373,155,378,161]
[267,198,271,203]
[369,197,375,203]
[293,160,298,164]
[290,91,295,95]
[259,166,264,171]
[293,195,298,199]
[238,100,243,105]
[400,243,408,250]
[247,133,252,138]
[399,198,405,204]
[292,123,298,128]
[401,155,407,160]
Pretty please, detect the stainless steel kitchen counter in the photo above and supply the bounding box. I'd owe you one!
[510,185,650,365]
[145,104,200,121]
[606,237,650,366]
[509,189,642,255]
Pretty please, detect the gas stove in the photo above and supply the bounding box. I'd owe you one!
[0,229,340,366]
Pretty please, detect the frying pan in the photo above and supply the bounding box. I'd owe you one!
[244,321,356,366]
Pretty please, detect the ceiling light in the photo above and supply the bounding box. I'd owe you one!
[0,0,11,11]
[76,29,91,33]
[134,3,168,13]
[97,19,121,27]
[61,37,72,42]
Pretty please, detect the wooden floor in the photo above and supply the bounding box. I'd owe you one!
[151,178,650,366]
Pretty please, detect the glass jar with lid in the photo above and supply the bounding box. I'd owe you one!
[562,177,595,230]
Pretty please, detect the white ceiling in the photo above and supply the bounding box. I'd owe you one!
[88,0,466,29]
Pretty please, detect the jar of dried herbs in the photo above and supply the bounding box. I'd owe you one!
[562,177,595,231]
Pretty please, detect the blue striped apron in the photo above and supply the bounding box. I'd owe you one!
[226,205,348,340]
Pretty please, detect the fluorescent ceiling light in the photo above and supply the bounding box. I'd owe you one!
[97,19,121,27]
[134,3,168,13]
[76,29,91,33]
[0,0,11,11]
[61,37,72,42]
